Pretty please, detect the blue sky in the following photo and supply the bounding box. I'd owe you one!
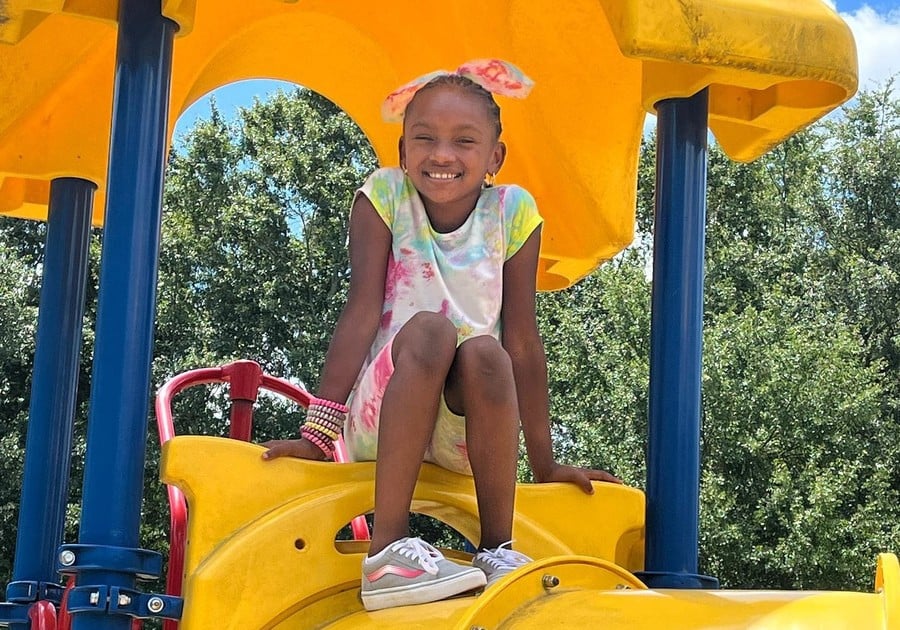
[172,2,900,139]
[173,79,297,139]
[837,0,897,10]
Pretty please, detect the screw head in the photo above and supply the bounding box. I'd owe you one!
[147,597,165,614]
[59,550,76,566]
[542,574,560,589]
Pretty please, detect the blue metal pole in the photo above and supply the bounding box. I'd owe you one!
[71,0,175,627]
[4,179,94,628]
[638,89,718,589]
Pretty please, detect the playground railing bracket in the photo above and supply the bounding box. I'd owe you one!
[1,580,67,626]
[56,544,163,582]
[65,585,183,620]
[5,580,66,605]
[54,543,184,621]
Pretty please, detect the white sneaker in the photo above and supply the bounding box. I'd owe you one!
[361,537,486,611]
[472,542,532,586]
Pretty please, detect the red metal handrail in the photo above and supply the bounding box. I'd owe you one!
[28,600,56,629]
[155,360,369,630]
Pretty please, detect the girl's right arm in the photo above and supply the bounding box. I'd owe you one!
[316,193,392,402]
[262,193,391,460]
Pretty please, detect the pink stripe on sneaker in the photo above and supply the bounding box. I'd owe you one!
[366,565,426,582]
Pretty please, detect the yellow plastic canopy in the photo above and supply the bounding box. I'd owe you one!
[0,0,857,289]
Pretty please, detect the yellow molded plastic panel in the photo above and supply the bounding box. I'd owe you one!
[0,0,857,288]
[160,435,646,629]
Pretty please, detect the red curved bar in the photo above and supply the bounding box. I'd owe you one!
[28,601,56,629]
[155,367,224,445]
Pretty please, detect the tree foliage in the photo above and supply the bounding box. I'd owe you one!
[146,89,378,551]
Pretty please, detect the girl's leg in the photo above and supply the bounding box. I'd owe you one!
[444,336,520,550]
[369,311,458,555]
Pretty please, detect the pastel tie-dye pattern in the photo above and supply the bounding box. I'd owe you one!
[343,167,542,474]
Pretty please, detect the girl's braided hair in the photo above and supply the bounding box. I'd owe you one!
[409,74,503,139]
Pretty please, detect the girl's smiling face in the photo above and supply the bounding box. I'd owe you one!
[399,85,506,230]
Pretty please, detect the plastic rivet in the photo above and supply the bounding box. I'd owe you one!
[148,597,165,613]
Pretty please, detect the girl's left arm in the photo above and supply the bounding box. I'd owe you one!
[501,227,621,493]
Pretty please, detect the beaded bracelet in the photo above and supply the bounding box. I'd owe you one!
[300,396,348,459]
[305,408,343,432]
[301,427,334,459]
[311,396,348,413]
[305,420,340,441]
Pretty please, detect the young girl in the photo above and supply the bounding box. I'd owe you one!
[262,59,620,611]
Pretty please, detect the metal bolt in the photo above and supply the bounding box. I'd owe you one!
[470,626,487,630]
[615,583,631,590]
[118,594,131,607]
[147,597,165,614]
[59,550,76,566]
[89,591,100,605]
[542,574,560,589]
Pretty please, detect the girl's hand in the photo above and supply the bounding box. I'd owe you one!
[260,438,330,462]
[535,462,622,494]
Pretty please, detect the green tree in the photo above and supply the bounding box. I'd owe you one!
[700,299,891,589]
[816,81,900,415]
[146,88,378,556]
[157,90,376,388]
[695,85,900,589]
[535,250,650,488]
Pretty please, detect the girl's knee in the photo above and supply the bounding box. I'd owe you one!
[394,311,457,370]
[456,336,513,380]
[446,336,517,418]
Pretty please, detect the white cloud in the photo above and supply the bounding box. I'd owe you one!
[839,6,900,90]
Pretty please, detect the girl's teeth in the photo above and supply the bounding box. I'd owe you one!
[428,173,457,179]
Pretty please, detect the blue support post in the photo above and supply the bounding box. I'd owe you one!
[67,0,178,627]
[637,89,718,590]
[1,178,94,628]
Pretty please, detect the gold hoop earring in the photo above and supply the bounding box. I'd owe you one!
[484,172,496,188]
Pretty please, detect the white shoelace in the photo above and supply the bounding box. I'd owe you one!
[389,537,444,575]
[478,541,531,570]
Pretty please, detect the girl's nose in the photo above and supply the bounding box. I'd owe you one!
[430,141,454,163]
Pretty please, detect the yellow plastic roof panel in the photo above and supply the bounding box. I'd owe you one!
[599,0,858,161]
[0,0,858,289]
[0,8,115,225]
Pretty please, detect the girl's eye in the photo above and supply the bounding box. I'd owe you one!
[457,138,475,144]
[414,135,433,142]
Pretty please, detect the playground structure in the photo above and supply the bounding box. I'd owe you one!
[1,0,897,628]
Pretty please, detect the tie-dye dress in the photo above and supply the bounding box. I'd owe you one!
[343,166,542,474]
